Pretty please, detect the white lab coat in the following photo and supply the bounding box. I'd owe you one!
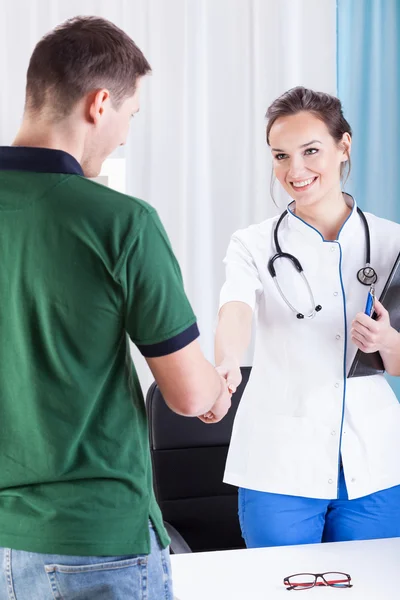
[220,200,400,499]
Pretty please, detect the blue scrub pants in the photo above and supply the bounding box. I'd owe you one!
[238,468,400,548]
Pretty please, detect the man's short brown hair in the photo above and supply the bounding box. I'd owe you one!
[25,16,151,119]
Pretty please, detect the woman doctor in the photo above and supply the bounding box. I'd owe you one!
[215,87,400,547]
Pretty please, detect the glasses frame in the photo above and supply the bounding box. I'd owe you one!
[283,571,352,591]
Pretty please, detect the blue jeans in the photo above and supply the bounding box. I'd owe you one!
[0,522,172,600]
[239,468,400,548]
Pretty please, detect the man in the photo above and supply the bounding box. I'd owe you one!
[0,16,231,599]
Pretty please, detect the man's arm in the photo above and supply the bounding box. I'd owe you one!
[146,340,231,419]
[120,209,231,421]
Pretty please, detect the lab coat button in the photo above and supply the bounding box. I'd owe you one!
[328,479,333,484]
[333,292,339,296]
[336,334,341,340]
[331,430,336,436]
[335,383,340,388]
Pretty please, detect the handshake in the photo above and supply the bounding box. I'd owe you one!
[198,358,242,424]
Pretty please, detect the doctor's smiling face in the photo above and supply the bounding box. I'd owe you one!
[266,88,352,213]
[269,111,351,209]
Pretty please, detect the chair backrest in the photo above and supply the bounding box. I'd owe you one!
[146,367,251,553]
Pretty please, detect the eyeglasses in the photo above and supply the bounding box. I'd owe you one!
[283,572,352,591]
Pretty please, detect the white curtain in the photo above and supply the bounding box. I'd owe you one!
[0,0,336,390]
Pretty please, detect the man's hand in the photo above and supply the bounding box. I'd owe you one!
[198,373,232,424]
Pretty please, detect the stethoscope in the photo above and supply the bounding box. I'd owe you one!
[267,207,378,319]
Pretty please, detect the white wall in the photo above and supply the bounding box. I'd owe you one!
[0,0,337,391]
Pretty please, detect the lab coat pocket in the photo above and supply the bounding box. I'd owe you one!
[252,413,325,478]
[360,403,400,478]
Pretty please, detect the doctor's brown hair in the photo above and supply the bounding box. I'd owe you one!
[266,87,352,183]
[25,16,151,120]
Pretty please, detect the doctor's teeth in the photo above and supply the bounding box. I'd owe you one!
[293,178,314,188]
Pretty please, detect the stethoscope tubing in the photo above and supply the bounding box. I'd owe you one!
[268,205,377,319]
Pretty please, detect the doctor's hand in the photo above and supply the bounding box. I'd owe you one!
[215,356,242,395]
[351,299,397,353]
[198,373,232,424]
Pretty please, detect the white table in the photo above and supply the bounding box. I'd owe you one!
[171,537,400,599]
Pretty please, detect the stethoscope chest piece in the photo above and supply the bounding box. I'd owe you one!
[357,265,378,286]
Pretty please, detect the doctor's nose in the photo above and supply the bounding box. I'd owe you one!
[287,156,306,179]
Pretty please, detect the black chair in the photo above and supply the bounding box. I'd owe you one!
[146,366,251,553]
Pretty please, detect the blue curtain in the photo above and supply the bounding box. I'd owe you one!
[337,0,400,395]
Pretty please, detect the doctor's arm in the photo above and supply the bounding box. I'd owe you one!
[215,301,253,392]
[351,299,400,376]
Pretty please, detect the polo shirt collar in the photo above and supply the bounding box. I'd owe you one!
[0,146,84,176]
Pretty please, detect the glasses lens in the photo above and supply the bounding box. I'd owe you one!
[287,574,316,589]
[322,572,351,588]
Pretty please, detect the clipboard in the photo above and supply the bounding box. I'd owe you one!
[348,251,400,378]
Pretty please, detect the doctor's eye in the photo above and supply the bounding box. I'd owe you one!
[304,148,319,156]
[275,153,288,161]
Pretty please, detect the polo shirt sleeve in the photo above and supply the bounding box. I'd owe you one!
[118,209,199,357]
[219,233,263,312]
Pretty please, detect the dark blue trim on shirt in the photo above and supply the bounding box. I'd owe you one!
[0,146,84,176]
[137,322,200,357]
[286,200,355,499]
[337,242,348,499]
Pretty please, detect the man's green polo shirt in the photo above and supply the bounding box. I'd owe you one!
[0,146,199,556]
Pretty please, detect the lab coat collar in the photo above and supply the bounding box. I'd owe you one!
[286,193,358,244]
